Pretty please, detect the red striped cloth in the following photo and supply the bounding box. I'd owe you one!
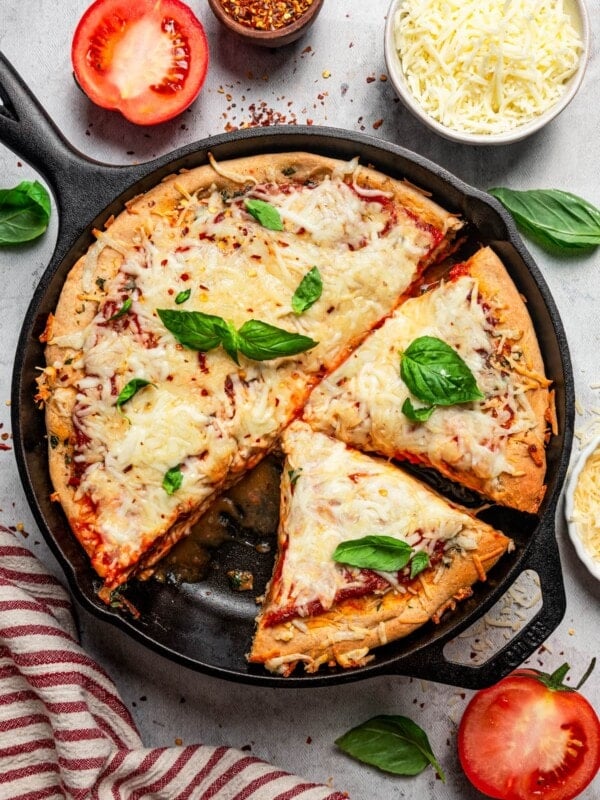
[0,528,348,800]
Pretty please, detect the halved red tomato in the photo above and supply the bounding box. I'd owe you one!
[71,0,209,125]
[458,663,600,800]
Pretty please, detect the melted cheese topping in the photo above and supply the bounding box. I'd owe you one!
[305,271,542,488]
[572,447,600,563]
[49,169,446,581]
[394,0,583,135]
[271,422,478,615]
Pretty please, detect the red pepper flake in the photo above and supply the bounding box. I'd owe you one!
[219,0,315,31]
[366,75,376,84]
[372,118,384,130]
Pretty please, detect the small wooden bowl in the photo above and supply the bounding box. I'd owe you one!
[207,0,325,47]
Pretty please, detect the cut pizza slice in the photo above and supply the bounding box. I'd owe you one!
[303,247,553,513]
[248,421,511,675]
[38,152,462,596]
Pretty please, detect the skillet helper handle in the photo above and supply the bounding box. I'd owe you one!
[385,511,566,689]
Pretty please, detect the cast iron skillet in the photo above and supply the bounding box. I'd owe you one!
[1,53,574,688]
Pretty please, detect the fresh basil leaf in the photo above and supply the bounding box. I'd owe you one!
[288,468,302,486]
[237,319,317,361]
[400,336,483,410]
[157,309,228,352]
[244,198,284,231]
[157,309,316,363]
[333,535,414,572]
[0,180,51,245]
[489,187,600,252]
[108,297,132,320]
[410,550,430,579]
[175,288,191,305]
[116,378,152,408]
[292,267,323,314]
[163,465,183,495]
[219,320,243,365]
[401,397,436,422]
[336,715,445,781]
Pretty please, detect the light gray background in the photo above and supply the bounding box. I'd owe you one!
[1,1,599,797]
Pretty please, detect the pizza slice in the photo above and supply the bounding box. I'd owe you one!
[248,421,511,675]
[37,152,462,597]
[303,247,553,513]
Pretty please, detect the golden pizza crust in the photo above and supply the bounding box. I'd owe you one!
[446,247,550,513]
[41,152,462,592]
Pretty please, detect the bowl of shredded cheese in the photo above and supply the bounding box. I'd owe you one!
[384,0,589,145]
[565,436,600,582]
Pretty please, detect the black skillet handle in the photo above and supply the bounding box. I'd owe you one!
[383,507,566,689]
[0,52,145,246]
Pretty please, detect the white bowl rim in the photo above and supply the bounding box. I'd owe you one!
[384,0,591,146]
[564,434,600,582]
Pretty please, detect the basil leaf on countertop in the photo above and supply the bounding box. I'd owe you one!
[163,465,183,495]
[292,267,323,314]
[336,715,445,781]
[157,309,317,363]
[108,297,132,320]
[116,378,152,408]
[488,187,600,252]
[244,198,284,231]
[175,288,191,305]
[237,319,317,361]
[0,180,51,245]
[333,535,414,572]
[400,336,483,415]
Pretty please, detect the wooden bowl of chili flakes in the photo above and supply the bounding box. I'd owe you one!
[208,0,325,47]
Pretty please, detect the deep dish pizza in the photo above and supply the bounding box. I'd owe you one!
[38,152,461,597]
[36,152,552,674]
[249,421,511,675]
[304,247,553,514]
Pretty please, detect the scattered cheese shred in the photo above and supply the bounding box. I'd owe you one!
[394,0,583,135]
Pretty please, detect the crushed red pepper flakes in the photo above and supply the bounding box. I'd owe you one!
[218,0,315,31]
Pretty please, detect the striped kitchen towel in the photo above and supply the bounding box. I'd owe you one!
[0,527,348,800]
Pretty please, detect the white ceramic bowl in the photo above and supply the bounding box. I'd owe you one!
[564,435,600,582]
[384,0,590,146]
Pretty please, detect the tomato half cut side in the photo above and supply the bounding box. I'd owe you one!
[72,0,209,125]
[458,670,600,800]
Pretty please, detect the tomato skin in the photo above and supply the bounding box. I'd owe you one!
[458,669,600,800]
[71,0,209,125]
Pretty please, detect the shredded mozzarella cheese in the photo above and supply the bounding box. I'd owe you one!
[572,447,600,563]
[394,0,583,135]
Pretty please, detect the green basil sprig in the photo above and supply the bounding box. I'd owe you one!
[163,465,183,495]
[488,187,600,252]
[157,309,317,364]
[0,180,51,245]
[244,198,283,231]
[333,535,430,578]
[400,336,483,422]
[292,267,323,314]
[116,378,152,408]
[108,297,132,321]
[175,288,191,305]
[336,715,445,781]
